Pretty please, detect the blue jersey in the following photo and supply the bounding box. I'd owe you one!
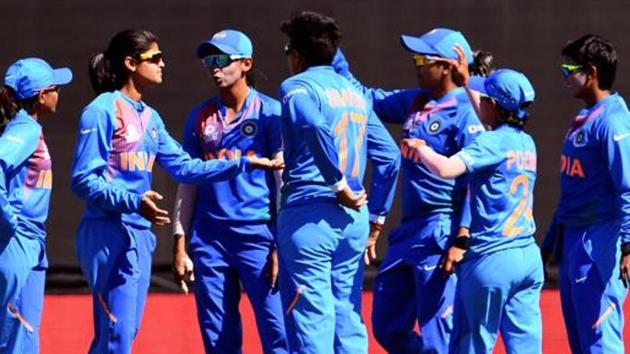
[544,93,630,246]
[182,89,282,222]
[279,66,371,208]
[333,52,483,222]
[71,91,251,229]
[0,110,52,241]
[456,125,537,257]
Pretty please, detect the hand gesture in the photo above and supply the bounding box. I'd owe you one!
[449,44,471,87]
[265,248,279,290]
[336,186,367,211]
[139,190,170,225]
[364,222,383,265]
[173,246,195,294]
[248,156,285,170]
[441,245,466,276]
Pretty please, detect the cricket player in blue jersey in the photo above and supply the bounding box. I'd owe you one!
[170,29,288,354]
[0,58,72,353]
[542,34,630,353]
[414,62,541,353]
[278,11,400,354]
[71,29,280,354]
[334,29,489,353]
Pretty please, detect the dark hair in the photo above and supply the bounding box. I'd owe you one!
[89,29,158,94]
[495,102,531,129]
[0,87,40,133]
[562,34,617,90]
[280,11,342,67]
[469,50,495,77]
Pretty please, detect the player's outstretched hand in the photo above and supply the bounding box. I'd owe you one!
[364,222,383,265]
[441,245,466,276]
[336,187,367,211]
[173,245,195,294]
[449,44,471,87]
[265,248,279,290]
[248,156,285,170]
[139,190,170,225]
[620,253,630,288]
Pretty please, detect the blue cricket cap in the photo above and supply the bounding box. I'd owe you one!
[469,68,536,119]
[196,29,253,58]
[401,28,473,64]
[4,57,73,100]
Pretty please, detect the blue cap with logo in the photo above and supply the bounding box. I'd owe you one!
[401,28,473,64]
[197,29,253,58]
[4,58,73,100]
[469,68,536,119]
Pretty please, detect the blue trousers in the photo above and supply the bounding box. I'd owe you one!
[76,219,156,354]
[558,220,628,353]
[277,202,369,354]
[188,219,288,354]
[0,235,46,354]
[449,242,543,354]
[371,214,456,354]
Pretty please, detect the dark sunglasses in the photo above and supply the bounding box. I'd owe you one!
[561,63,582,78]
[202,54,245,69]
[138,50,164,64]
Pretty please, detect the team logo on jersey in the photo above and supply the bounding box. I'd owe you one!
[241,121,257,137]
[203,123,221,143]
[427,119,442,134]
[125,124,141,143]
[150,127,158,142]
[573,130,587,148]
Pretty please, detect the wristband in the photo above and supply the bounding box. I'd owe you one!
[622,242,630,256]
[453,236,469,250]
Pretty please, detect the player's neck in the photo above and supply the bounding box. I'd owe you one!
[582,88,610,108]
[220,79,250,120]
[430,81,458,100]
[120,81,142,102]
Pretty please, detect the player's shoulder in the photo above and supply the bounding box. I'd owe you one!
[595,94,630,131]
[280,74,315,102]
[253,89,281,114]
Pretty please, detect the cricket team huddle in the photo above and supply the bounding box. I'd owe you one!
[0,9,629,354]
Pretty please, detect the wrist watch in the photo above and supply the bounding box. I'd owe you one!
[453,236,469,250]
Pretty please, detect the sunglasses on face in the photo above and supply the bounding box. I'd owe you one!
[202,54,245,69]
[137,50,164,64]
[412,54,440,67]
[561,63,582,78]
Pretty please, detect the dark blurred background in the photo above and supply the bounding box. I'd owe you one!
[2,0,628,292]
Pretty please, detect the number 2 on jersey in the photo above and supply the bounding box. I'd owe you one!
[503,174,534,237]
[334,112,367,178]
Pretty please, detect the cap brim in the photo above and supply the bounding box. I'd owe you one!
[52,67,73,86]
[400,35,439,55]
[197,41,220,58]
[468,76,487,95]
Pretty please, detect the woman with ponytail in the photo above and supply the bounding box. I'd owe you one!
[0,58,72,353]
[70,29,281,354]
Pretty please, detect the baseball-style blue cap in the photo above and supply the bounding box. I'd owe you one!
[196,29,253,58]
[401,28,473,64]
[469,69,536,119]
[4,58,73,100]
